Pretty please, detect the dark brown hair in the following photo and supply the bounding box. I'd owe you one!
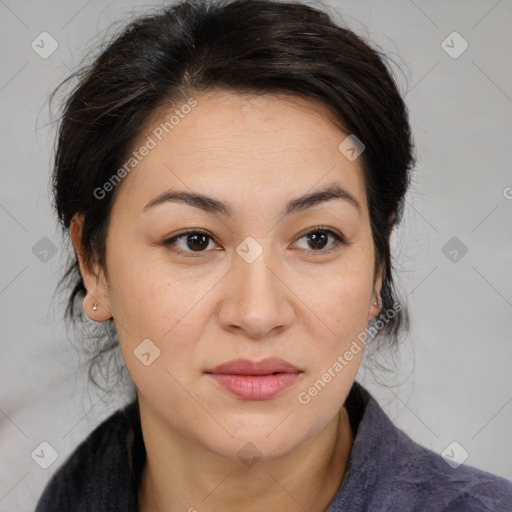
[49,0,416,388]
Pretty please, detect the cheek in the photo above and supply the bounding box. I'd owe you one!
[330,275,373,339]
[291,262,372,424]
[106,246,223,388]
[106,238,210,338]
[111,267,208,410]
[293,253,375,343]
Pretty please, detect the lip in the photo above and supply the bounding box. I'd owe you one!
[205,358,303,400]
[206,357,302,375]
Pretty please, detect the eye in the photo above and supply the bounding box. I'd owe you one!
[162,229,218,257]
[162,226,347,258]
[293,227,346,254]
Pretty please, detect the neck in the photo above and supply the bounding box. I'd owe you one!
[137,398,354,512]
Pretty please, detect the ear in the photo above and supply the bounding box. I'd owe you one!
[70,213,112,321]
[367,262,384,321]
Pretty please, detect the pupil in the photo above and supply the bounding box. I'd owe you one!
[309,231,327,250]
[187,234,208,251]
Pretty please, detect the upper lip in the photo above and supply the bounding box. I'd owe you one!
[205,358,302,375]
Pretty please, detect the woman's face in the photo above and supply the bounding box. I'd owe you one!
[78,90,382,459]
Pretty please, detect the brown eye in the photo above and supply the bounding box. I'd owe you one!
[294,227,346,253]
[162,230,217,256]
[306,231,329,250]
[183,233,210,251]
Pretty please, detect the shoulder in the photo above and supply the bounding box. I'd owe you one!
[334,384,512,512]
[35,400,143,512]
[365,397,512,511]
[389,429,512,511]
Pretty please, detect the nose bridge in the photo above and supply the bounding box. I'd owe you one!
[235,235,280,305]
[220,234,293,336]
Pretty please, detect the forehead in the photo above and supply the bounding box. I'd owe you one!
[114,89,368,214]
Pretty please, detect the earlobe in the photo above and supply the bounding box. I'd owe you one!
[70,214,113,321]
[367,265,384,320]
[368,295,381,321]
[82,293,112,322]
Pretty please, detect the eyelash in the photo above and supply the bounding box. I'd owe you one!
[161,226,347,258]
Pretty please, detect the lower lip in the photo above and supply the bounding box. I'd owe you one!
[207,372,302,400]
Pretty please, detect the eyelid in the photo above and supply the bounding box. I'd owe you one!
[162,228,218,258]
[294,225,345,243]
[292,226,347,255]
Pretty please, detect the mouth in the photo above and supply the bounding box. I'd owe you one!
[204,358,303,400]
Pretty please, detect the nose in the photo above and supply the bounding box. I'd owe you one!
[217,242,295,340]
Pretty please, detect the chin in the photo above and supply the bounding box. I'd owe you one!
[198,415,310,462]
[206,433,302,463]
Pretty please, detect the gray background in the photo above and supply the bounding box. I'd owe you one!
[1,0,511,510]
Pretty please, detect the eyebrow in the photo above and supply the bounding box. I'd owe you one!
[142,182,361,217]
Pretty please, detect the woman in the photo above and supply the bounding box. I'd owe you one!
[36,0,512,510]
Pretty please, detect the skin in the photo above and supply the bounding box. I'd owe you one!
[70,89,384,511]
